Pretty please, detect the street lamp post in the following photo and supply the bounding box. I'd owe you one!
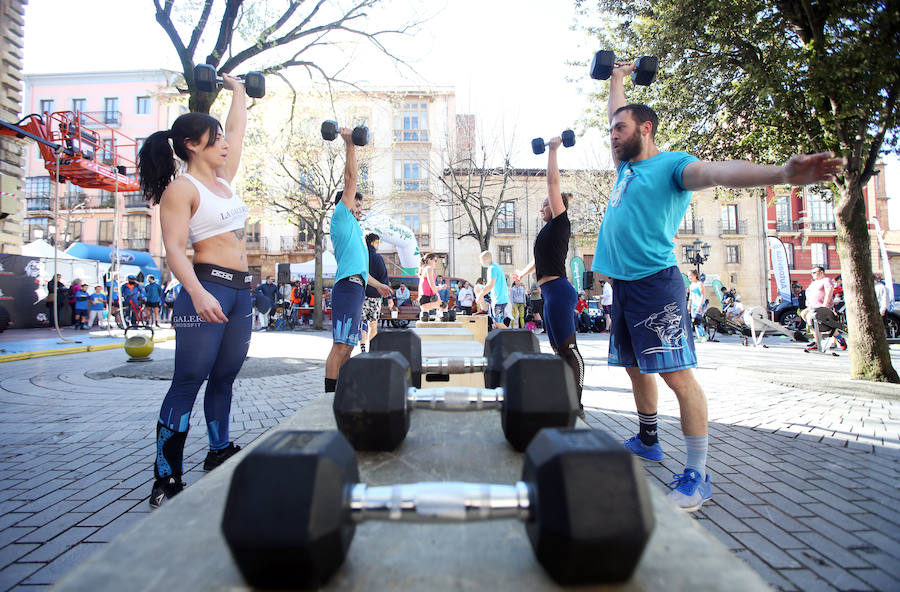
[685,239,711,276]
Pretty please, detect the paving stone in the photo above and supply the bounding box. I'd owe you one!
[16,513,91,544]
[0,562,42,590]
[15,501,83,528]
[0,544,39,570]
[850,567,900,591]
[742,518,806,549]
[779,567,838,591]
[21,542,105,586]
[794,531,874,570]
[731,532,802,569]
[786,548,873,592]
[17,527,96,563]
[733,549,797,592]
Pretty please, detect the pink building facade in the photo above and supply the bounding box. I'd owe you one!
[22,70,183,276]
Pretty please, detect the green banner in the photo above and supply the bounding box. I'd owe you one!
[570,257,585,291]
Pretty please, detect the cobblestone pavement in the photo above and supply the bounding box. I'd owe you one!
[0,329,897,591]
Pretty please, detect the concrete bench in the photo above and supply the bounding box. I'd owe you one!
[53,394,768,591]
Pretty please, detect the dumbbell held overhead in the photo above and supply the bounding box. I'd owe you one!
[222,428,655,588]
[193,64,266,99]
[321,120,369,147]
[531,129,575,155]
[590,50,658,86]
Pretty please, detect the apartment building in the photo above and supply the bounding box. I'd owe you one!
[764,166,888,296]
[22,70,182,271]
[244,86,457,282]
[0,0,27,254]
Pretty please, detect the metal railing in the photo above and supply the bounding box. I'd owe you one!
[775,219,798,232]
[718,219,748,235]
[81,111,122,127]
[246,236,268,250]
[26,197,51,211]
[393,130,428,142]
[417,233,431,247]
[96,194,117,208]
[676,219,704,236]
[809,221,836,231]
[123,238,149,250]
[124,192,148,208]
[494,217,522,235]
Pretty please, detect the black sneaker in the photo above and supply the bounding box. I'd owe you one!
[203,443,242,471]
[149,477,185,509]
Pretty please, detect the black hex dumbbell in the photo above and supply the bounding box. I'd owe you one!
[222,428,655,589]
[333,351,577,451]
[371,328,538,388]
[531,129,576,155]
[193,64,266,98]
[590,50,658,86]
[320,120,369,146]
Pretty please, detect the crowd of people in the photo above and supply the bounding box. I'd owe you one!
[43,272,180,330]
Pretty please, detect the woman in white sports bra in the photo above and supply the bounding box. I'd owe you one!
[137,75,251,509]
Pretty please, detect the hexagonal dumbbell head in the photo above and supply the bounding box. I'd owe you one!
[522,428,655,584]
[351,126,370,146]
[560,129,575,148]
[500,353,577,451]
[531,137,547,155]
[632,56,658,86]
[483,329,540,388]
[333,352,411,450]
[321,120,339,141]
[590,50,615,80]
[222,430,359,589]
[370,329,423,387]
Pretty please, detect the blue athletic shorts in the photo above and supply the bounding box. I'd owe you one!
[332,277,365,346]
[540,277,577,347]
[491,302,508,325]
[609,265,697,374]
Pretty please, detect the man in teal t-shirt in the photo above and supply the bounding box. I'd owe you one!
[476,251,509,328]
[592,59,843,513]
[325,127,392,394]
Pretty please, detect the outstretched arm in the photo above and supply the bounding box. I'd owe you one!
[681,152,844,192]
[216,75,247,183]
[340,127,358,212]
[547,137,566,217]
[607,62,634,168]
[514,259,536,282]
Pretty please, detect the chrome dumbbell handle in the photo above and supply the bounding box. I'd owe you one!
[407,387,504,410]
[349,481,531,523]
[420,356,488,374]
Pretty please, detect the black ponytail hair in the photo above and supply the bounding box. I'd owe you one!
[138,112,221,204]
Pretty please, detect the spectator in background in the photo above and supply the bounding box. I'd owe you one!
[290,280,303,324]
[575,292,590,333]
[360,233,394,352]
[255,276,279,330]
[145,275,163,327]
[395,283,411,307]
[874,273,888,317]
[88,285,107,328]
[600,279,613,332]
[73,282,90,329]
[833,275,844,309]
[68,278,82,328]
[457,280,474,315]
[436,275,451,318]
[510,280,527,328]
[121,275,143,326]
[528,282,544,332]
[162,282,180,324]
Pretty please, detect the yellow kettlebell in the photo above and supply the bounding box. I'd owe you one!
[124,325,154,361]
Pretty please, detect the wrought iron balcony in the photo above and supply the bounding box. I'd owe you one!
[124,192,149,208]
[123,238,149,251]
[82,111,122,127]
[676,219,704,236]
[494,217,522,235]
[809,221,836,231]
[718,219,748,235]
[246,236,268,250]
[775,219,799,232]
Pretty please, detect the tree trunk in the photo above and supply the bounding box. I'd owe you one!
[835,179,899,382]
[188,88,217,114]
[313,224,324,330]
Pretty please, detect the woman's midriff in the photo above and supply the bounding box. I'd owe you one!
[537,275,560,287]
[191,231,248,272]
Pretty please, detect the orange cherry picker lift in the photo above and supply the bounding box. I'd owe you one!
[1,110,141,340]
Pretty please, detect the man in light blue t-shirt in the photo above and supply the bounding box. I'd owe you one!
[593,59,843,512]
[325,127,392,394]
[476,251,509,328]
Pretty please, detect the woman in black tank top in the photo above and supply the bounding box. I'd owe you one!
[513,136,585,414]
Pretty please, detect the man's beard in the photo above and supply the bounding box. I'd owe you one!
[615,128,642,162]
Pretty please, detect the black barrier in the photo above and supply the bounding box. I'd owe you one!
[0,253,69,329]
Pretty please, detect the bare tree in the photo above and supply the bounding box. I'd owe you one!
[243,116,372,329]
[567,168,614,244]
[153,0,422,113]
[431,119,519,274]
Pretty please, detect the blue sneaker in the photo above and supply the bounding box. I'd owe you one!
[667,469,712,512]
[623,435,664,462]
